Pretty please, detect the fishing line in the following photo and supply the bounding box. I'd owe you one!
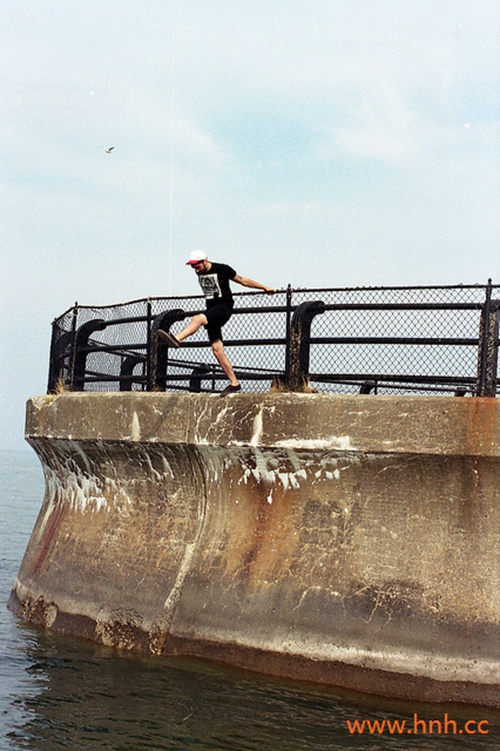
[167,0,176,295]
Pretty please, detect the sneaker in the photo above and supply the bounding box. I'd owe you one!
[158,329,180,348]
[219,383,242,398]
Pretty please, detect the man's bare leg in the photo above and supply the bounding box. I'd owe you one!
[211,340,240,387]
[175,313,208,341]
[158,313,208,347]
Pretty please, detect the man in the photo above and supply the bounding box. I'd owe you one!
[158,250,276,397]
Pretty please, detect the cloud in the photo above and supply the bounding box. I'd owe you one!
[326,91,442,166]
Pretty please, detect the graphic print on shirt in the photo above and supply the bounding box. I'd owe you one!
[198,273,222,300]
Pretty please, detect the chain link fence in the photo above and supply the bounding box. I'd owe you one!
[48,282,499,397]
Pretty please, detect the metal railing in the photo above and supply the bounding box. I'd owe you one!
[48,281,499,397]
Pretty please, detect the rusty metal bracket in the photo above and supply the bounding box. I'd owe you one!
[149,309,187,391]
[286,300,325,391]
[120,355,145,391]
[476,290,500,397]
[72,319,107,390]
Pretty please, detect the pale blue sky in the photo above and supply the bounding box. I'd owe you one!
[1,0,499,449]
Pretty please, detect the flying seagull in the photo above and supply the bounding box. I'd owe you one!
[104,146,114,153]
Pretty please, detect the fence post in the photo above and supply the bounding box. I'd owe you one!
[149,309,187,390]
[72,319,107,391]
[287,300,325,391]
[47,320,73,393]
[476,281,499,397]
[284,284,293,386]
[145,298,152,391]
[67,303,79,390]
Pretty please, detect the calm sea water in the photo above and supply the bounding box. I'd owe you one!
[0,449,497,750]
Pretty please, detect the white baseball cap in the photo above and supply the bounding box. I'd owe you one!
[186,250,208,266]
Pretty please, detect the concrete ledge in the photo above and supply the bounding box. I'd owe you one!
[25,391,500,456]
[10,392,500,707]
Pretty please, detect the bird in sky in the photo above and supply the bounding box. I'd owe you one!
[104,146,114,153]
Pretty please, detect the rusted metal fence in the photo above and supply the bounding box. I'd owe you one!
[48,281,499,397]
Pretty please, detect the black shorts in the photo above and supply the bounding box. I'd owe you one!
[204,303,233,343]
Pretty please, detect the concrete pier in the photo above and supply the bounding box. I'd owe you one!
[9,392,500,706]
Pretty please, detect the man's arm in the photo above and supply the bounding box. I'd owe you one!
[233,274,275,293]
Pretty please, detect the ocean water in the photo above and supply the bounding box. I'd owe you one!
[0,449,497,750]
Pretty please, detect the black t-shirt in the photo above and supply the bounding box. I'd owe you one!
[197,262,237,309]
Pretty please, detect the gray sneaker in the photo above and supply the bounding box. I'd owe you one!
[219,383,242,398]
[158,329,180,348]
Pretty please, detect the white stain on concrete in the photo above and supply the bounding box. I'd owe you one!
[236,447,310,491]
[250,406,264,447]
[43,462,109,514]
[131,411,141,441]
[161,456,175,478]
[276,436,356,451]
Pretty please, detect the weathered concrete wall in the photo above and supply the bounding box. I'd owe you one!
[9,392,500,706]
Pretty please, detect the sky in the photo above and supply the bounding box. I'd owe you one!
[1,0,499,450]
